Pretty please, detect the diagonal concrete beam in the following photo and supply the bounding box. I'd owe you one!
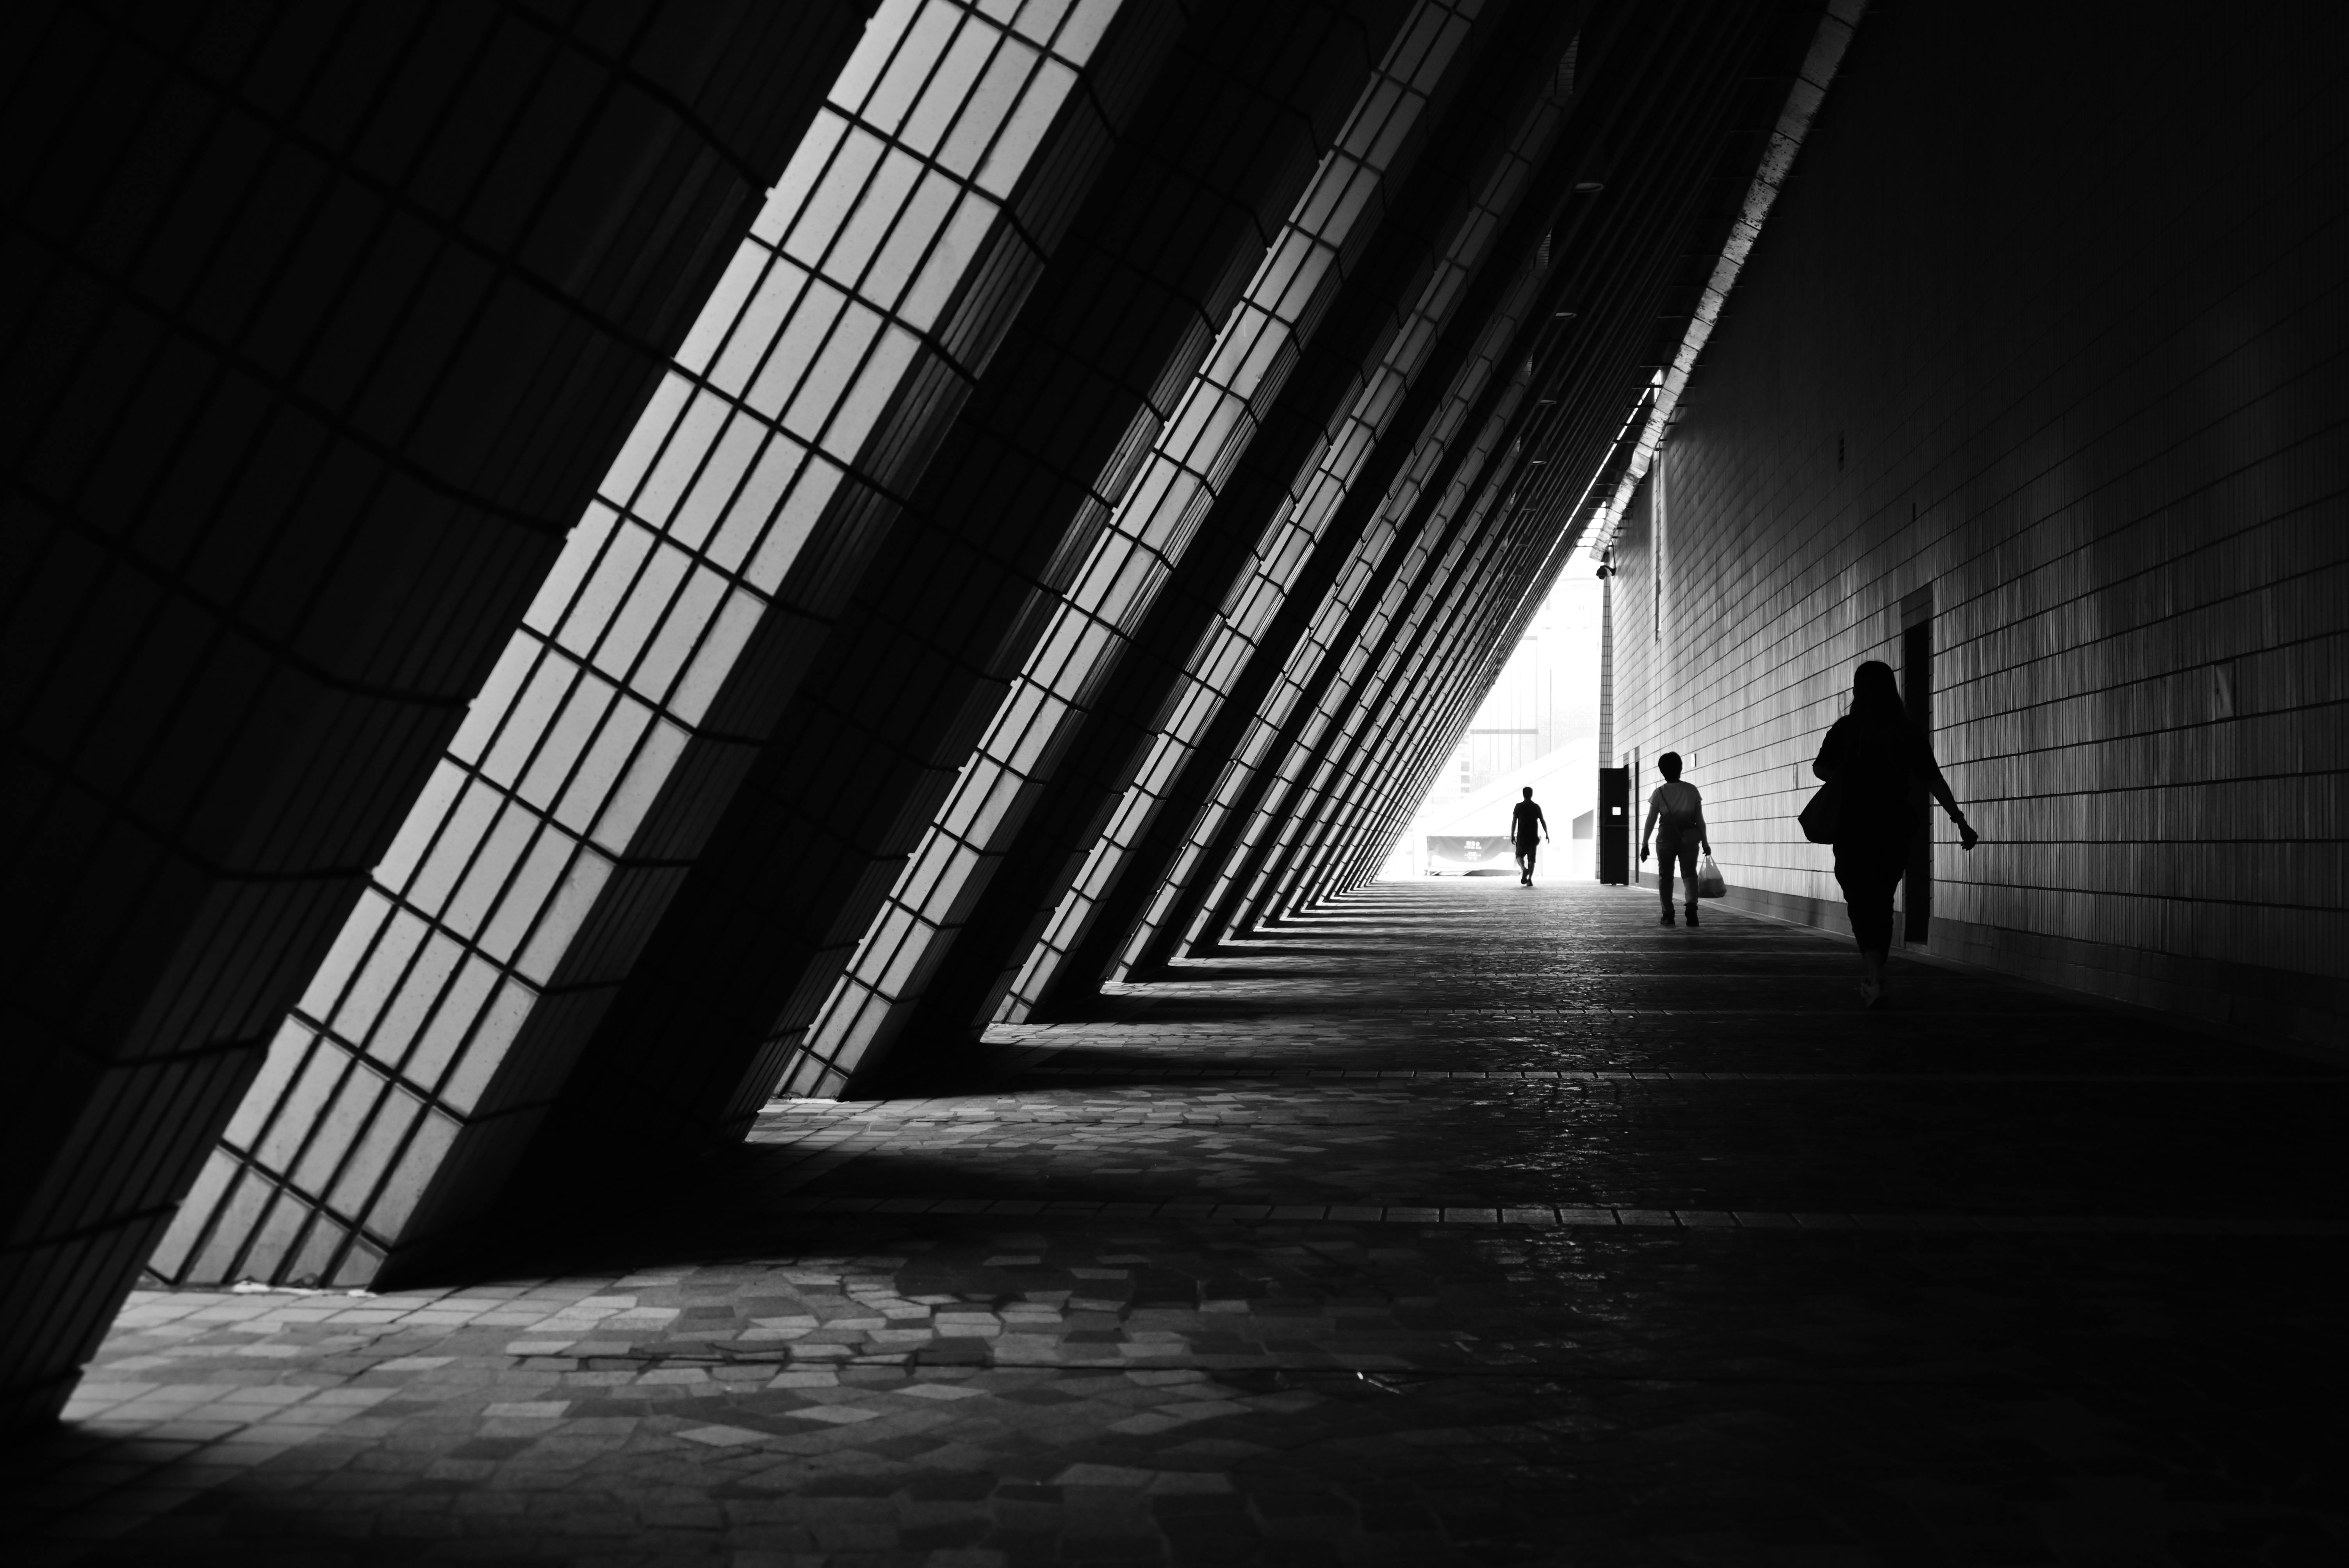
[0,0,872,1430]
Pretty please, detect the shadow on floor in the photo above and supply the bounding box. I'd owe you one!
[24,882,2347,1564]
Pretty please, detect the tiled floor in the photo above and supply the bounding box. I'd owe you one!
[15,880,2347,1564]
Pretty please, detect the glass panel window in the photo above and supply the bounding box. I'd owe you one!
[172,0,1136,1289]
[797,2,1488,1082]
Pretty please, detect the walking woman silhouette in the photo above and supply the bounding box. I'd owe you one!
[1812,661,1978,1006]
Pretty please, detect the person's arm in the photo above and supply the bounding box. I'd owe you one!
[1693,798,1709,855]
[1916,738,1979,850]
[1639,796,1657,860]
[1539,806,1549,842]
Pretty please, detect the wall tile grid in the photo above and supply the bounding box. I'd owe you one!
[0,0,864,1425]
[921,4,1654,1040]
[995,0,1555,1022]
[1162,0,1804,943]
[1231,630,1459,921]
[1604,2,2347,1040]
[1262,329,1661,914]
[1015,4,1572,998]
[1250,339,1634,914]
[150,0,1137,1289]
[1107,0,1819,958]
[1128,93,1565,963]
[1263,456,1566,920]
[1188,439,1503,935]
[735,0,1431,1101]
[1248,463,1555,923]
[779,0,1487,1082]
[1276,543,1586,921]
[1191,308,1610,935]
[1176,378,1539,940]
[495,0,1388,1165]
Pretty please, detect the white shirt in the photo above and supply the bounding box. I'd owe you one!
[1649,780,1704,828]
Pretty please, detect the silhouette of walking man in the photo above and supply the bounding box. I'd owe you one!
[1509,788,1548,886]
[1813,660,1978,1006]
[1640,752,1709,925]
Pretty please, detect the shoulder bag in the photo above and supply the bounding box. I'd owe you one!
[1798,777,1841,845]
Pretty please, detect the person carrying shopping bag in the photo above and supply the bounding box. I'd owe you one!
[1640,752,1709,926]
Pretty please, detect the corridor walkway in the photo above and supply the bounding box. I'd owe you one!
[18,882,2347,1565]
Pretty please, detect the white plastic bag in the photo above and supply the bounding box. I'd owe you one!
[1695,854,1726,899]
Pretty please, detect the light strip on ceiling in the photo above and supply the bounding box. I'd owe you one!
[1584,0,1867,556]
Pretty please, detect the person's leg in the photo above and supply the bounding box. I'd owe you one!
[1656,826,1680,920]
[1869,860,1907,997]
[1675,836,1700,924]
[1856,901,1888,998]
[1862,858,1898,999]
[1835,846,1896,1002]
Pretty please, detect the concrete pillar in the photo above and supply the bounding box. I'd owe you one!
[784,0,1562,1084]
[149,0,1151,1288]
[1109,0,1791,964]
[0,0,870,1428]
[1031,0,1589,1003]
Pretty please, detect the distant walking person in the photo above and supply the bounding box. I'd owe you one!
[1639,753,1709,926]
[1812,660,1978,1006]
[1509,788,1549,886]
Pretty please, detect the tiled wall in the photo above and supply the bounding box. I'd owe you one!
[36,0,2328,1439]
[1605,1,2347,1046]
[146,0,1129,1291]
[1092,0,1813,957]
[779,0,1446,1093]
[0,0,868,1429]
[781,2,1570,1074]
[1257,416,1584,921]
[1253,467,1565,920]
[525,0,1422,1139]
[1001,0,1577,1018]
[1117,57,1571,971]
[863,0,1528,1043]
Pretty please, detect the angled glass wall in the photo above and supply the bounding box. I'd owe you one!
[785,0,1483,1090]
[151,0,1128,1286]
[1130,139,1565,965]
[1278,467,1586,911]
[1025,25,1567,997]
[1180,346,1547,942]
[1216,365,1611,921]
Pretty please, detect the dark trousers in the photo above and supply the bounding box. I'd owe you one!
[1514,838,1538,875]
[1834,839,1906,956]
[1656,824,1699,909]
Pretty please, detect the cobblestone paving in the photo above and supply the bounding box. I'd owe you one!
[14,882,2346,1564]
